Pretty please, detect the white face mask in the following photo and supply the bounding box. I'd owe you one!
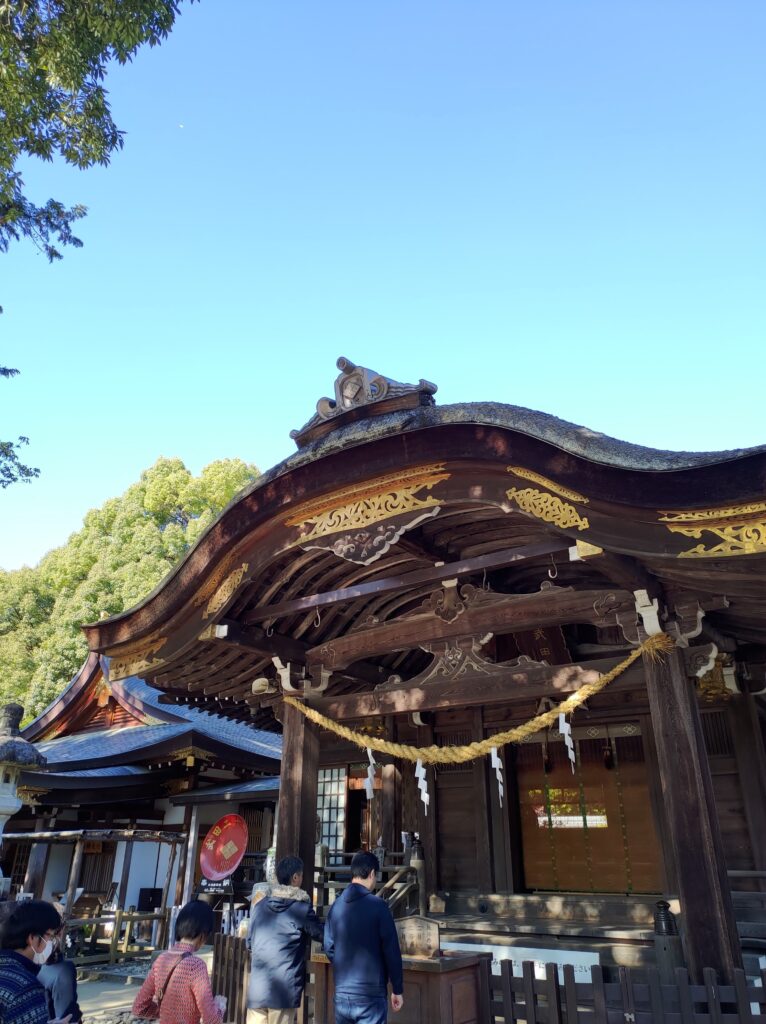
[32,938,53,965]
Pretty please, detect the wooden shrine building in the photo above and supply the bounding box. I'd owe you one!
[5,652,280,913]
[82,358,766,982]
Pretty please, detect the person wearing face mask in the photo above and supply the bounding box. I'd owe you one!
[36,919,81,1024]
[0,899,65,1024]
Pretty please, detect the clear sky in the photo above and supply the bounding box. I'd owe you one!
[1,1,764,571]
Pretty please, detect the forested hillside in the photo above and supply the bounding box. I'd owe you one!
[0,457,259,717]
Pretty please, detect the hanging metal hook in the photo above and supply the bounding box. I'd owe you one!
[265,624,274,638]
[314,608,321,628]
[548,555,558,580]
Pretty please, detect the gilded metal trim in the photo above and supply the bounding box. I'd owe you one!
[659,500,766,524]
[286,465,450,544]
[506,487,590,532]
[671,521,766,558]
[203,563,250,620]
[108,638,167,681]
[507,466,589,504]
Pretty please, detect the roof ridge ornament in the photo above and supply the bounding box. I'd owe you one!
[290,357,437,449]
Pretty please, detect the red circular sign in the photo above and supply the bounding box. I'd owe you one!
[199,814,249,880]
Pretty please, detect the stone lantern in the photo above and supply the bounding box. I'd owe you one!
[0,704,46,849]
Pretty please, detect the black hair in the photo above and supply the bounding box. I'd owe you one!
[175,900,215,942]
[350,851,379,881]
[276,856,304,886]
[0,900,61,950]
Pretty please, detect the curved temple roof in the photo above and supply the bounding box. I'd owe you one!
[79,360,766,727]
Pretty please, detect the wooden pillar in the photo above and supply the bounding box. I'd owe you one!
[639,713,679,895]
[472,709,493,892]
[381,763,401,853]
[174,807,193,905]
[729,694,766,879]
[118,830,135,910]
[63,838,85,921]
[276,700,320,886]
[24,816,52,898]
[181,804,200,905]
[644,643,742,981]
[416,723,438,898]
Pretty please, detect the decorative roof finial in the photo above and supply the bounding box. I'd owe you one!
[290,357,437,449]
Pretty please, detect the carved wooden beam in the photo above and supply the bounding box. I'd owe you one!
[307,644,719,719]
[206,619,387,687]
[309,655,639,718]
[307,586,636,671]
[242,539,572,623]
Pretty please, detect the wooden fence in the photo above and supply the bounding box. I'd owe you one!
[212,932,766,1024]
[484,960,766,1024]
[212,934,250,1024]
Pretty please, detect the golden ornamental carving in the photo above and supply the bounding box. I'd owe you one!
[659,500,766,525]
[285,465,450,544]
[94,677,111,708]
[18,785,49,805]
[192,552,241,609]
[507,466,588,504]
[697,657,733,703]
[672,521,766,558]
[108,638,167,681]
[203,563,250,620]
[506,487,589,532]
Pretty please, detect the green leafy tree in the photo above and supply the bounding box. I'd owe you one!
[1,366,40,487]
[0,0,191,262]
[0,456,259,715]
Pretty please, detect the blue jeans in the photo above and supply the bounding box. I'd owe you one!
[334,993,388,1024]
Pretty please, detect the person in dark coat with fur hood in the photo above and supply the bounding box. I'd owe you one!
[247,856,324,1024]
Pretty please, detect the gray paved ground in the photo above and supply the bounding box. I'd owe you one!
[77,977,138,1022]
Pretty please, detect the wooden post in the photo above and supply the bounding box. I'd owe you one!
[23,817,52,898]
[276,700,320,886]
[472,708,494,892]
[175,806,193,905]
[644,643,742,981]
[117,831,134,910]
[62,838,85,921]
[109,907,124,964]
[158,842,177,947]
[181,805,199,905]
[381,763,401,853]
[729,694,766,883]
[416,723,438,898]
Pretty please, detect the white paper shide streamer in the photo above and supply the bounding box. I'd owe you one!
[415,759,430,815]
[490,746,504,807]
[559,712,576,773]
[364,748,376,800]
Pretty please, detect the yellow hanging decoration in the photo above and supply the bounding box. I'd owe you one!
[282,633,674,765]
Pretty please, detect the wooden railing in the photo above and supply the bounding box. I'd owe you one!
[314,860,423,917]
[64,908,169,964]
[483,959,766,1024]
[212,924,766,1024]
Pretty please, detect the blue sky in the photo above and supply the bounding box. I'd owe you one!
[1,1,764,571]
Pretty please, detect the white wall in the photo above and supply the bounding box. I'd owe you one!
[43,845,72,903]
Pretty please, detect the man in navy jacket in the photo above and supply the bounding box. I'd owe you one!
[324,851,403,1024]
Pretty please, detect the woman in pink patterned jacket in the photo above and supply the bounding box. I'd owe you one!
[133,901,225,1024]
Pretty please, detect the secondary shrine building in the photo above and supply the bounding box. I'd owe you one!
[82,358,766,982]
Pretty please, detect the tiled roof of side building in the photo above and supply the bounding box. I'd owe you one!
[109,670,282,760]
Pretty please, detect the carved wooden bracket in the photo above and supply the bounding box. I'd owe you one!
[273,657,330,697]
